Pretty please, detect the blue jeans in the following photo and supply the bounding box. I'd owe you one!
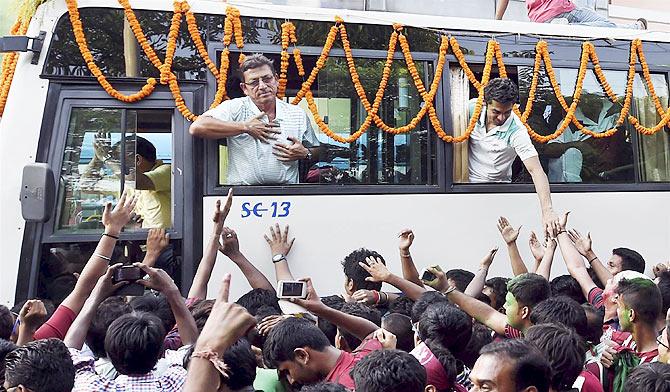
[553,7,640,29]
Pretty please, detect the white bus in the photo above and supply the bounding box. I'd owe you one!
[1,0,669,305]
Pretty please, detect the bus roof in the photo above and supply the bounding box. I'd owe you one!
[41,0,670,44]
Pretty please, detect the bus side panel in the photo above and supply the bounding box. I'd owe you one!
[204,193,670,301]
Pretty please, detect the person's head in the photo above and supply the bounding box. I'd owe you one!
[0,305,12,341]
[0,339,18,388]
[524,324,586,392]
[381,313,415,352]
[601,270,652,318]
[615,277,662,333]
[444,269,475,292]
[550,275,585,304]
[581,304,604,345]
[608,247,645,275]
[248,304,283,348]
[190,299,215,332]
[135,136,157,172]
[239,53,278,107]
[236,288,282,316]
[624,362,670,392]
[3,338,74,392]
[483,277,509,311]
[263,317,332,386]
[300,382,348,392]
[388,295,415,318]
[470,339,550,392]
[656,271,670,317]
[129,293,175,337]
[659,308,670,364]
[86,296,132,358]
[341,249,386,294]
[460,322,494,369]
[351,349,433,392]
[504,273,551,330]
[529,296,587,338]
[318,295,345,345]
[411,291,450,324]
[335,302,381,352]
[184,338,256,392]
[483,78,518,128]
[104,312,166,375]
[418,302,472,356]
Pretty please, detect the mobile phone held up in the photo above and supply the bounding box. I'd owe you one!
[421,269,437,282]
[277,280,308,299]
[113,265,143,284]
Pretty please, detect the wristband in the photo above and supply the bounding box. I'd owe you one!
[102,233,119,240]
[380,291,389,305]
[442,286,457,296]
[93,252,112,262]
[190,350,230,378]
[556,230,567,235]
[400,251,411,257]
[588,256,598,264]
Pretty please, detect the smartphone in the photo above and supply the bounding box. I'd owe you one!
[277,280,307,299]
[421,269,437,282]
[113,265,143,283]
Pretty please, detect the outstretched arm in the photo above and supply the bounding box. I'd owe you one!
[464,247,499,298]
[398,229,424,287]
[568,229,612,287]
[360,257,427,301]
[264,224,296,282]
[535,238,557,280]
[495,0,510,19]
[221,227,275,292]
[498,216,528,276]
[555,213,597,300]
[524,156,559,239]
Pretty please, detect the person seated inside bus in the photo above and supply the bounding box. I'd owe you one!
[495,0,647,29]
[468,78,558,235]
[89,135,171,228]
[188,53,321,185]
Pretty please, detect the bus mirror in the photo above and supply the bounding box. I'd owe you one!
[20,163,55,223]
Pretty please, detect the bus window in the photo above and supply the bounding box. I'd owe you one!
[56,108,173,233]
[632,73,670,182]
[217,54,437,186]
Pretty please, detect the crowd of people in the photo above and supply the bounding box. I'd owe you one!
[1,187,670,392]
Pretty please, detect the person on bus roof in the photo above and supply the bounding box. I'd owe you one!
[467,78,558,235]
[495,0,647,29]
[189,53,321,185]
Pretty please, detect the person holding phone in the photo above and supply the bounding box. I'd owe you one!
[189,54,321,185]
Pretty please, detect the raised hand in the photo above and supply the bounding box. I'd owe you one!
[244,112,281,143]
[212,189,233,236]
[145,228,170,262]
[497,216,521,245]
[351,289,376,306]
[290,277,323,312]
[135,263,178,294]
[542,210,560,240]
[18,299,48,331]
[218,227,241,257]
[398,229,414,252]
[567,229,592,257]
[480,247,499,269]
[529,231,546,262]
[264,224,295,257]
[373,329,397,350]
[90,264,129,301]
[257,314,290,336]
[102,189,138,235]
[359,257,391,283]
[424,265,449,292]
[272,137,309,162]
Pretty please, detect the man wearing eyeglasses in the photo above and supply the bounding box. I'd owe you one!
[190,53,320,185]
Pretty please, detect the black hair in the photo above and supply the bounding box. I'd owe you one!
[656,271,670,317]
[445,269,475,292]
[524,323,586,392]
[337,302,381,351]
[263,317,330,368]
[418,302,472,355]
[0,305,12,340]
[581,304,604,345]
[615,278,662,326]
[4,338,75,392]
[130,293,176,337]
[190,299,214,333]
[342,248,386,292]
[460,322,493,369]
[483,78,518,105]
[104,312,166,375]
[135,136,157,162]
[411,291,450,324]
[318,296,345,345]
[381,313,415,352]
[86,296,132,358]
[387,295,415,318]
[625,362,670,392]
[184,338,256,391]
[239,53,276,76]
[479,339,551,392]
[236,288,282,316]
[612,247,645,273]
[351,349,427,392]
[247,304,285,349]
[550,275,586,304]
[507,273,551,309]
[300,382,349,392]
[484,277,509,310]
[475,292,492,306]
[0,338,18,387]
[529,296,588,338]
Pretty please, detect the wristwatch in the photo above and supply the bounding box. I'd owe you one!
[272,254,286,263]
[305,150,313,160]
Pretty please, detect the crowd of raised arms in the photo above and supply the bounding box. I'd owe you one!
[1,188,670,392]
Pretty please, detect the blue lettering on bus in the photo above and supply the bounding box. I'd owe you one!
[241,201,291,218]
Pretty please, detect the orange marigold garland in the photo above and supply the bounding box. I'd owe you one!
[160,1,183,84]
[183,2,219,78]
[0,15,32,115]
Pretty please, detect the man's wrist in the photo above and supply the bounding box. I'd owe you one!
[104,227,122,237]
[226,251,244,261]
[584,250,596,260]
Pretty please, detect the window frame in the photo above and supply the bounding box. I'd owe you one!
[203,43,450,196]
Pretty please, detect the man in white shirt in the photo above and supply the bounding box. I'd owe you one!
[189,54,320,185]
[468,78,558,236]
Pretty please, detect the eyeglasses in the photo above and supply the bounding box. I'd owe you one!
[243,75,275,87]
[657,335,669,350]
